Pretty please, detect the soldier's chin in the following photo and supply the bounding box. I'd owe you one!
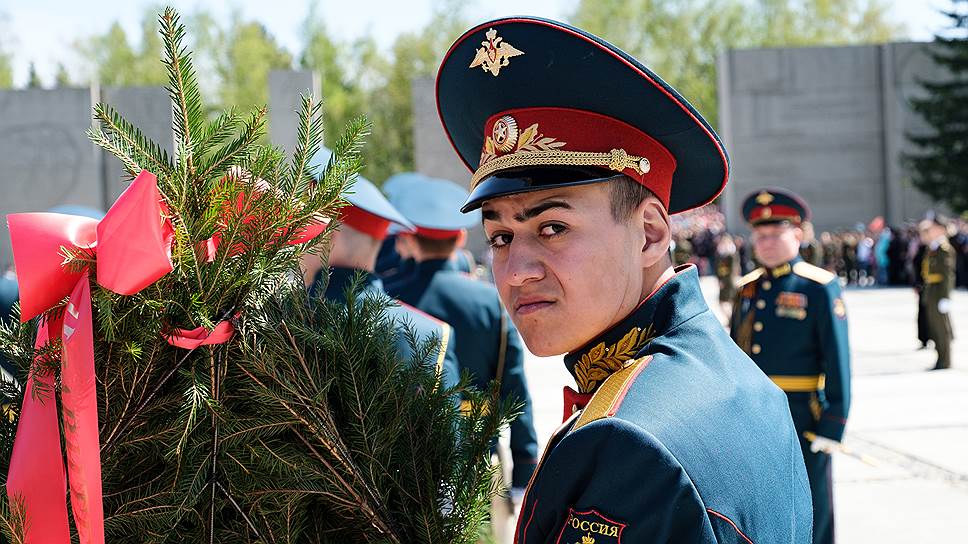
[516,325,571,358]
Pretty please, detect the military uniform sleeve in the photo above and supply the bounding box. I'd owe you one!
[940,245,955,297]
[499,315,539,489]
[518,418,718,543]
[815,281,851,441]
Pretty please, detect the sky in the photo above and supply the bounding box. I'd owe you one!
[0,0,954,87]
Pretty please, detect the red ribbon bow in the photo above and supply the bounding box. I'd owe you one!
[6,171,176,544]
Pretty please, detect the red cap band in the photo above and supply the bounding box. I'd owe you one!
[750,205,802,225]
[414,226,463,240]
[479,107,677,206]
[340,206,391,240]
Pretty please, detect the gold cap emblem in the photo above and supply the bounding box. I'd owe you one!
[492,115,519,152]
[755,191,774,205]
[470,28,524,77]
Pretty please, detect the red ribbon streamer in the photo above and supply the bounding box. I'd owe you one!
[7,170,176,544]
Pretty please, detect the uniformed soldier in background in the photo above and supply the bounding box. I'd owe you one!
[731,188,851,544]
[386,175,539,521]
[799,220,824,267]
[300,150,460,390]
[437,17,811,543]
[918,216,955,370]
[715,234,739,318]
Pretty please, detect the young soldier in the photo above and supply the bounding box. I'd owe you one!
[918,216,955,370]
[300,151,460,390]
[387,175,539,509]
[731,188,851,544]
[437,17,811,543]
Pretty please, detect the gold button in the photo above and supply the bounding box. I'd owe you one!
[752,344,762,354]
[754,322,763,332]
[756,300,766,309]
[571,404,578,414]
[762,281,772,290]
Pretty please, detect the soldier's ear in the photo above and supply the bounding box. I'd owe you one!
[637,196,671,268]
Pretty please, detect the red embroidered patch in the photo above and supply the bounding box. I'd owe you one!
[555,508,626,544]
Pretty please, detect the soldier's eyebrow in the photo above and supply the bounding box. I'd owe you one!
[482,199,573,224]
[514,200,572,222]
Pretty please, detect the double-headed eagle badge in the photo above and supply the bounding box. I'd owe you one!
[470,28,524,77]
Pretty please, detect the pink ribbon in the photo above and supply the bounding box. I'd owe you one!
[6,170,175,544]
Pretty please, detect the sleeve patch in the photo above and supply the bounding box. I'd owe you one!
[555,508,627,544]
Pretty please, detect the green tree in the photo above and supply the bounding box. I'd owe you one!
[200,12,293,112]
[300,0,470,183]
[0,12,12,89]
[364,2,470,183]
[569,0,904,129]
[0,56,10,89]
[26,62,41,88]
[300,3,370,156]
[54,63,71,87]
[0,52,11,90]
[75,9,168,86]
[906,0,968,215]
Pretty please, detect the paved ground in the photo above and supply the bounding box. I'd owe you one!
[516,277,968,542]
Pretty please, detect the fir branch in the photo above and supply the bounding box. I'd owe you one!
[283,94,325,197]
[160,7,205,173]
[196,107,266,185]
[90,103,174,178]
[87,127,143,178]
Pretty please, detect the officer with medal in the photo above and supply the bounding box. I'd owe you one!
[437,17,811,543]
[300,149,460,390]
[386,175,539,511]
[730,188,851,544]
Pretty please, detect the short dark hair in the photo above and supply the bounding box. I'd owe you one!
[414,235,460,256]
[607,176,655,221]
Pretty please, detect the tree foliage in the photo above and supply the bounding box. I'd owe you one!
[570,0,905,129]
[300,0,470,183]
[906,0,968,215]
[75,12,168,87]
[0,8,507,542]
[0,11,13,89]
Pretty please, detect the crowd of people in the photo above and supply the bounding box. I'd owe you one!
[672,207,968,291]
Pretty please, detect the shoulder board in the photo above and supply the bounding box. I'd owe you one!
[737,268,764,287]
[792,261,836,285]
[396,300,444,325]
[573,356,652,432]
[396,300,451,372]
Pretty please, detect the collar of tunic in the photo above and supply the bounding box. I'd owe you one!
[563,265,709,393]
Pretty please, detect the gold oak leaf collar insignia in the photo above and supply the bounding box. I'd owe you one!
[572,325,653,393]
[469,28,524,77]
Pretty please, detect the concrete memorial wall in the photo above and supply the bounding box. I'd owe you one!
[0,88,103,269]
[718,42,948,233]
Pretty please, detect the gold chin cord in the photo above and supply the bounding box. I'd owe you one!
[471,148,651,189]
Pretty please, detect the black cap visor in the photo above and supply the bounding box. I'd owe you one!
[461,166,624,213]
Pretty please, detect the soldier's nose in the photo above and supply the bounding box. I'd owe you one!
[504,246,544,286]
